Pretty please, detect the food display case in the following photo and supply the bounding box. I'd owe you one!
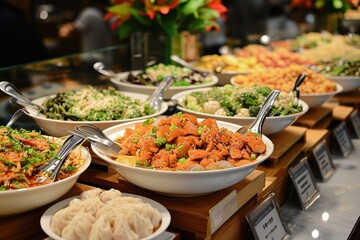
[0,41,359,240]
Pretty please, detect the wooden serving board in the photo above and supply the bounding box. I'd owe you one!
[295,105,333,129]
[258,128,331,206]
[79,165,265,240]
[335,89,360,109]
[263,125,307,166]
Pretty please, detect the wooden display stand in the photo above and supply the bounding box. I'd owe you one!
[295,105,333,129]
[264,125,307,166]
[80,164,265,240]
[335,89,360,109]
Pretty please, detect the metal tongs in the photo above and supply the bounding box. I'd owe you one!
[237,90,280,135]
[292,73,307,101]
[0,81,44,113]
[35,134,85,183]
[74,124,121,158]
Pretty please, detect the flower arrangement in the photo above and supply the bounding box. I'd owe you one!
[105,0,227,39]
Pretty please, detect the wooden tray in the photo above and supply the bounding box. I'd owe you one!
[258,128,330,206]
[295,105,333,129]
[79,165,265,239]
[335,89,360,109]
[263,125,307,166]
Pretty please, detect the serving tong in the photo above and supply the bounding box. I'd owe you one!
[34,134,85,183]
[0,81,45,113]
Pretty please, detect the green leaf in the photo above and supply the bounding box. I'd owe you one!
[131,8,151,26]
[107,3,132,15]
[198,8,220,20]
[181,0,206,15]
[117,21,137,39]
[188,19,218,32]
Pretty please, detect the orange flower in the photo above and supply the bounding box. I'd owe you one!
[142,0,179,20]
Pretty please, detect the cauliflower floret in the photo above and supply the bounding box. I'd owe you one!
[203,101,221,114]
[236,108,250,117]
[214,108,227,116]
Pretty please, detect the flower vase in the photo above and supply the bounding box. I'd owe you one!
[130,31,200,69]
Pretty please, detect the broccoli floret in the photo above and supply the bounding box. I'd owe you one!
[256,86,272,97]
[237,93,259,108]
[269,107,283,116]
[248,106,260,117]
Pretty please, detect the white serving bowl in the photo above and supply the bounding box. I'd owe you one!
[110,71,219,99]
[92,119,274,197]
[327,76,360,92]
[0,147,91,216]
[299,83,343,108]
[25,92,168,137]
[41,193,171,240]
[171,88,309,135]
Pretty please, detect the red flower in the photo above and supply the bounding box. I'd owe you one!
[206,0,227,18]
[143,0,180,20]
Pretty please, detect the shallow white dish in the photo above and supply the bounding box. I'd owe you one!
[26,92,168,137]
[110,71,219,99]
[40,193,171,240]
[327,76,360,92]
[92,119,274,197]
[0,147,91,216]
[300,83,343,108]
[171,88,309,135]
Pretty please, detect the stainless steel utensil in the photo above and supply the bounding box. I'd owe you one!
[147,75,175,111]
[5,108,29,127]
[93,62,118,79]
[292,73,307,101]
[0,81,45,114]
[237,90,280,135]
[35,134,85,183]
[74,124,121,158]
[170,55,208,74]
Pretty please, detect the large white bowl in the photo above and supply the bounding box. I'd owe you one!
[0,147,91,216]
[171,88,309,135]
[25,92,168,137]
[300,83,343,108]
[327,76,360,92]
[41,193,171,240]
[92,119,274,197]
[110,71,219,99]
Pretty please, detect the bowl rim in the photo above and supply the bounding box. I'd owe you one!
[92,118,274,175]
[25,92,168,124]
[40,192,171,240]
[0,146,91,195]
[110,71,219,90]
[300,83,343,97]
[326,75,360,81]
[170,87,309,121]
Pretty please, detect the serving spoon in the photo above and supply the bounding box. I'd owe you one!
[34,134,85,183]
[237,90,280,135]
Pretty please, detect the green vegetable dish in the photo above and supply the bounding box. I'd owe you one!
[183,85,303,117]
[41,87,155,121]
[126,63,212,87]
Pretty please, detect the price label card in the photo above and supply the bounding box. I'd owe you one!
[333,122,354,157]
[350,109,360,138]
[289,157,320,210]
[247,193,291,240]
[312,140,336,181]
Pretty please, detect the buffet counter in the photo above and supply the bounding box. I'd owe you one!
[0,44,359,240]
